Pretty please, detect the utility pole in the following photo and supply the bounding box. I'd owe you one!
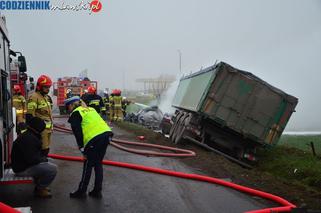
[122,71,125,93]
[177,49,182,74]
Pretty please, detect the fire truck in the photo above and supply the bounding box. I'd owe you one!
[0,14,32,185]
[53,77,97,114]
[10,52,34,98]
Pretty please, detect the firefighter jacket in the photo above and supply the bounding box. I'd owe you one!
[12,94,26,118]
[109,95,114,108]
[81,94,105,113]
[26,91,53,130]
[68,106,112,148]
[113,96,122,109]
[102,95,110,111]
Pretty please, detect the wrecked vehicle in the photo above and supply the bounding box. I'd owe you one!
[125,103,164,129]
[159,113,173,135]
[167,62,298,162]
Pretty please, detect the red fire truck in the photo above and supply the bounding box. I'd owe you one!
[53,77,97,114]
[0,15,32,185]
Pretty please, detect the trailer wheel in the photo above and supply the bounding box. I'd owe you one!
[174,113,191,144]
[169,112,184,141]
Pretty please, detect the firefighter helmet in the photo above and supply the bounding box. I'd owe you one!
[13,85,22,93]
[36,75,52,90]
[88,86,96,94]
[115,89,121,96]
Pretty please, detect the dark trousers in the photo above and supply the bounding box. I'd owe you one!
[78,132,110,192]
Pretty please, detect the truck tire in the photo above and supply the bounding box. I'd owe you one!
[174,113,190,144]
[169,112,184,141]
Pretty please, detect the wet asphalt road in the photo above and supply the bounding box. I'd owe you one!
[0,118,270,213]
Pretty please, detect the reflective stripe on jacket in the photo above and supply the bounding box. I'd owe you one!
[113,96,122,108]
[27,91,53,129]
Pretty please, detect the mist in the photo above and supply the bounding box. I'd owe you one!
[158,77,180,114]
[1,0,321,131]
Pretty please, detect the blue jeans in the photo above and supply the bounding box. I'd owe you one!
[16,162,57,188]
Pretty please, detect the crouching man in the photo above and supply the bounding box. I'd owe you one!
[11,117,57,198]
[64,96,112,199]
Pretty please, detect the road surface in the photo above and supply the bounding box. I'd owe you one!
[0,118,271,213]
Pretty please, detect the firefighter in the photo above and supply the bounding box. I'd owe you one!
[102,90,110,120]
[121,96,130,118]
[64,96,113,199]
[112,89,123,121]
[81,86,106,117]
[26,75,53,157]
[109,91,115,122]
[80,89,88,102]
[12,85,27,134]
[66,88,73,98]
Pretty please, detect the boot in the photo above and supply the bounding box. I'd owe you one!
[70,189,87,199]
[34,187,52,198]
[34,186,51,192]
[88,189,102,199]
[42,148,50,157]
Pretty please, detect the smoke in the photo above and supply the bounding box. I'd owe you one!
[158,76,180,114]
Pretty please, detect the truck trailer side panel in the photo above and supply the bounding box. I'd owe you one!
[172,67,216,112]
[201,62,298,146]
[172,62,298,148]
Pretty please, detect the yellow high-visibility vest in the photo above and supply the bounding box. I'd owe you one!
[72,106,111,147]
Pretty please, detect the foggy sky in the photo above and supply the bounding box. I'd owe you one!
[2,0,321,131]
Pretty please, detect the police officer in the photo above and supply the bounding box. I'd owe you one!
[65,96,112,199]
[26,75,53,157]
[12,85,26,134]
[81,86,106,117]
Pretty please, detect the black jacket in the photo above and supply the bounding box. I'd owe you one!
[11,117,47,173]
[68,107,84,150]
[81,94,104,113]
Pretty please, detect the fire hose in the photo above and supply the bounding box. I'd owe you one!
[50,154,295,213]
[0,123,295,212]
[52,124,296,212]
[53,124,196,157]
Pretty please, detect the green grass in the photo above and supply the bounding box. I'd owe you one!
[117,121,321,192]
[278,135,321,155]
[258,146,321,190]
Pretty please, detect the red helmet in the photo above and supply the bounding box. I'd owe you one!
[36,75,52,90]
[88,86,96,94]
[115,89,121,96]
[13,85,21,93]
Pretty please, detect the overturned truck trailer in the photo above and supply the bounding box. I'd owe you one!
[169,62,298,161]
